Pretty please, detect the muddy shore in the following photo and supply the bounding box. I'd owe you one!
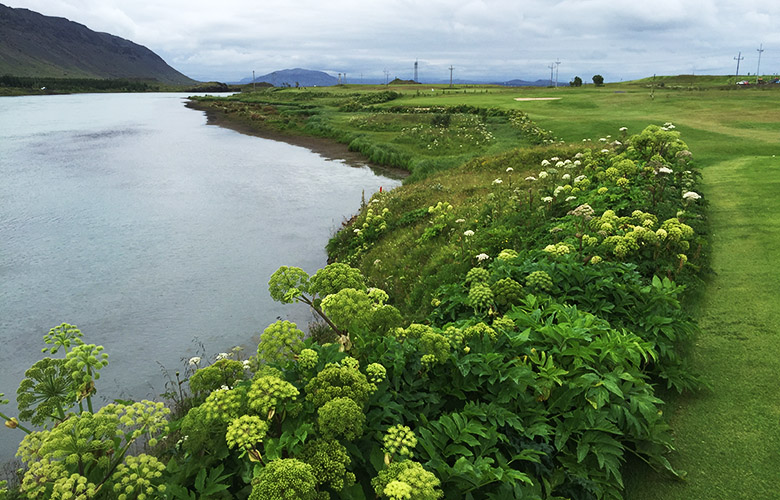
[185,100,408,180]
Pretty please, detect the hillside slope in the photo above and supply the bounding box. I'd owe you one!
[0,3,194,84]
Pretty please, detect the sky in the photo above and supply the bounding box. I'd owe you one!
[5,0,779,83]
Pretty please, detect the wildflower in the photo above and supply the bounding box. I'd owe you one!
[574,175,586,183]
[619,126,628,132]
[525,176,537,181]
[463,230,475,237]
[574,160,582,166]
[455,218,465,223]
[612,140,622,146]
[550,157,559,161]
[188,357,201,367]
[541,159,550,167]
[600,149,610,153]
[664,122,675,129]
[568,203,595,219]
[492,178,503,185]
[476,253,490,262]
[561,173,571,181]
[506,167,514,173]
[538,171,549,179]
[657,167,673,174]
[565,196,577,202]
[556,161,565,168]
[215,352,230,361]
[574,152,583,159]
[682,191,701,201]
[599,137,607,142]
[541,196,553,203]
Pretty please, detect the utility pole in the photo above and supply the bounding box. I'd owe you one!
[252,70,255,91]
[384,69,390,85]
[548,63,555,87]
[449,65,454,87]
[756,44,764,84]
[734,52,744,77]
[555,59,561,88]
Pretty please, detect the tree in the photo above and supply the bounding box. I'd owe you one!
[570,76,583,87]
[592,74,604,86]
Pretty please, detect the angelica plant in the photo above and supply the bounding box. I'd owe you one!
[42,322,84,355]
[64,343,109,412]
[299,438,355,491]
[383,425,417,463]
[247,375,299,419]
[188,358,246,395]
[372,461,443,500]
[257,320,305,364]
[304,362,372,408]
[16,400,169,499]
[317,396,365,440]
[249,459,317,500]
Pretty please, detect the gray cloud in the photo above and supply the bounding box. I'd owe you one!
[6,0,778,82]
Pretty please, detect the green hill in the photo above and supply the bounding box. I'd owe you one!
[0,3,194,85]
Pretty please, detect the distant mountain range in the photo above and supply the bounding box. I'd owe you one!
[237,68,338,87]
[234,69,557,88]
[0,3,194,85]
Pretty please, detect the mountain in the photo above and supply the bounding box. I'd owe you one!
[238,68,338,87]
[0,3,194,85]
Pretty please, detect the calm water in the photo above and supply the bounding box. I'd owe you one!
[0,92,400,461]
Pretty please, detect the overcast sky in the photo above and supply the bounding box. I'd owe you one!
[5,0,779,83]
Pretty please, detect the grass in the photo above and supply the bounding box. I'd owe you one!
[195,79,780,498]
[623,154,780,499]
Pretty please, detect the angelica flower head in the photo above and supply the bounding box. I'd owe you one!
[463,230,474,237]
[476,253,490,262]
[538,171,548,179]
[657,167,673,175]
[682,191,701,201]
[525,176,536,182]
[492,178,503,185]
[506,167,514,173]
[188,357,201,367]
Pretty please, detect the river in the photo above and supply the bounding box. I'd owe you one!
[0,92,400,463]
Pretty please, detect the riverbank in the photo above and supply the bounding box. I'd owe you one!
[185,99,408,180]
